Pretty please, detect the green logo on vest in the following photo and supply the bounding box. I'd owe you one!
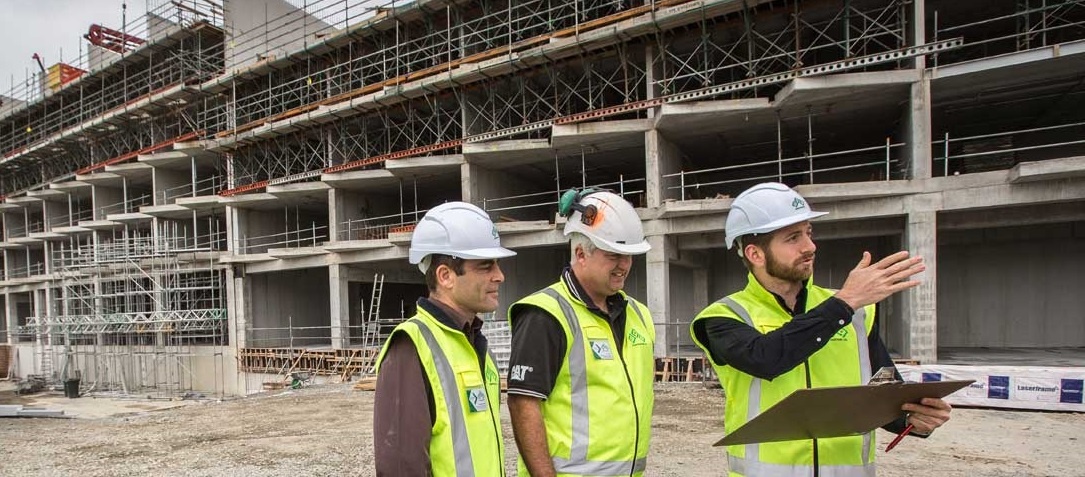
[833,327,849,341]
[466,387,489,412]
[628,328,646,346]
[590,340,614,360]
[485,368,499,385]
[791,197,806,210]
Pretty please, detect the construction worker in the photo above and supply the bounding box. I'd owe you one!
[507,189,655,477]
[690,182,953,476]
[373,202,514,476]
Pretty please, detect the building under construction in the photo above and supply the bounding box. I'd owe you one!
[0,0,1083,407]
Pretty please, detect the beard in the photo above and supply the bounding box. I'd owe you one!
[765,249,814,283]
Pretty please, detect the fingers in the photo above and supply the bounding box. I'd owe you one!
[872,250,913,270]
[902,398,952,434]
[854,251,872,270]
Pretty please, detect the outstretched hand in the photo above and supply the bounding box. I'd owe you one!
[834,251,925,310]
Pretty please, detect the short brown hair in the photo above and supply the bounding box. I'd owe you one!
[424,254,466,292]
[737,232,774,270]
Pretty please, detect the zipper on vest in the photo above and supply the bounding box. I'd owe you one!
[617,337,640,476]
[805,360,818,477]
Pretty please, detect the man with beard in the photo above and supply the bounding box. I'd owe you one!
[690,182,952,477]
[507,189,655,477]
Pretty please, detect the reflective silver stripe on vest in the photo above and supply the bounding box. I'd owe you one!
[410,319,476,477]
[720,297,762,465]
[728,455,875,477]
[628,299,648,329]
[540,288,644,476]
[850,306,872,464]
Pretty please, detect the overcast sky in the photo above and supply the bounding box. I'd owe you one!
[1,0,147,93]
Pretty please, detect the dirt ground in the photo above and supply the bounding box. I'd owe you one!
[1,383,1083,476]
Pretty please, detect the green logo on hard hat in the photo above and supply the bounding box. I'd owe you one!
[491,225,499,240]
[791,198,806,210]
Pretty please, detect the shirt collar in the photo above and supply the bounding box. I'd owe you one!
[561,265,627,317]
[418,297,482,334]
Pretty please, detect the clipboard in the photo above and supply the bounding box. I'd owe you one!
[714,379,974,446]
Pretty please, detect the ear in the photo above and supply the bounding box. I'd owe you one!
[744,243,766,267]
[574,244,587,263]
[435,263,456,290]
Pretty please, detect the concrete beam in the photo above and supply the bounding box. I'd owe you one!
[551,119,650,153]
[386,154,464,177]
[655,98,771,133]
[1009,156,1085,183]
[321,169,400,191]
[774,70,920,108]
[463,139,552,170]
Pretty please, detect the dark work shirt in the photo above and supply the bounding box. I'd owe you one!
[691,285,912,435]
[373,297,489,476]
[507,266,628,399]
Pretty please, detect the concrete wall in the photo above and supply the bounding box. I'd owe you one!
[938,221,1085,348]
[225,0,334,70]
[248,268,330,347]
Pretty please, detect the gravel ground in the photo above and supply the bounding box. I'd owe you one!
[1,383,1083,476]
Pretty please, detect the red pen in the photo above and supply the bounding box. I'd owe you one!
[884,423,913,452]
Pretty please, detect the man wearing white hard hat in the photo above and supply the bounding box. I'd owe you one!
[374,202,515,476]
[507,188,655,477]
[689,182,952,476]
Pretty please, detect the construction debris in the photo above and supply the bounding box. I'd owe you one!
[0,404,66,419]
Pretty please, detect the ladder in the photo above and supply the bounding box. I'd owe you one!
[360,273,385,375]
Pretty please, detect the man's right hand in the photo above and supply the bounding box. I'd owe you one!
[834,251,926,310]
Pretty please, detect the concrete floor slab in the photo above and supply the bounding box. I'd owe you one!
[140,204,191,219]
[321,169,400,192]
[551,119,651,154]
[463,139,553,170]
[495,220,553,235]
[656,98,771,134]
[26,189,67,200]
[106,212,154,223]
[267,247,328,258]
[1009,156,1085,183]
[795,180,921,203]
[386,154,464,177]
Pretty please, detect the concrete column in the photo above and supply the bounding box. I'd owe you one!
[907,78,932,180]
[902,209,937,363]
[645,129,683,208]
[4,293,16,344]
[907,0,932,180]
[329,263,351,349]
[328,189,345,242]
[693,268,710,315]
[645,235,674,357]
[225,266,249,349]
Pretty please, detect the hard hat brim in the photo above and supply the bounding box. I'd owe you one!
[409,246,517,264]
[726,210,828,249]
[581,234,651,255]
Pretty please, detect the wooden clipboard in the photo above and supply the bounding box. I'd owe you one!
[714,379,974,446]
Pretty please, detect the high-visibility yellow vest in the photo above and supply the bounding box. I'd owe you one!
[690,274,877,477]
[510,281,655,476]
[376,307,505,476]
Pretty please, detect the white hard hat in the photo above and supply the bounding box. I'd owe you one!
[409,202,516,273]
[724,182,827,249]
[560,189,650,255]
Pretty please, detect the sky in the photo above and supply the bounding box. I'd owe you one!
[1,0,147,94]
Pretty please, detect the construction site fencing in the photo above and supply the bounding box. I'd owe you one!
[481,177,646,215]
[667,140,905,199]
[339,212,424,242]
[156,174,226,205]
[933,119,1085,176]
[931,0,1085,67]
[7,262,46,279]
[239,223,328,254]
[46,209,95,229]
[98,193,154,217]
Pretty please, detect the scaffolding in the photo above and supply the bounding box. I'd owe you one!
[17,220,228,399]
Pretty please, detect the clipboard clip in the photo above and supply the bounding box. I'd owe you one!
[868,367,900,386]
